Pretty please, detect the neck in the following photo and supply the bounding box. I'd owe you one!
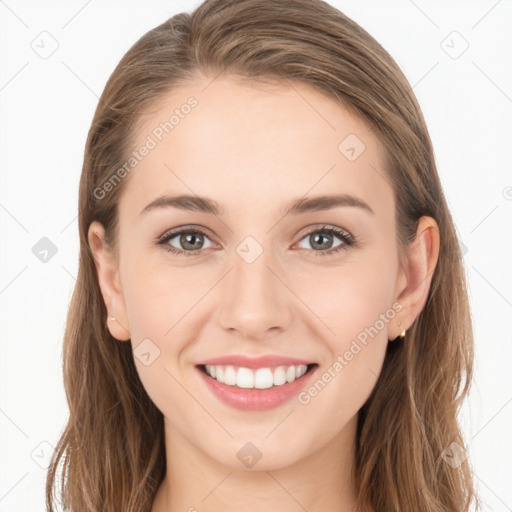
[152,415,360,512]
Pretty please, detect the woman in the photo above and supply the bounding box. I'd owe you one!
[46,0,480,510]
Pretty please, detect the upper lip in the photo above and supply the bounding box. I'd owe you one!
[196,354,315,370]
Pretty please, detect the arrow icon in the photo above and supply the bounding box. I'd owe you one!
[134,339,161,366]
[236,441,263,467]
[338,134,365,161]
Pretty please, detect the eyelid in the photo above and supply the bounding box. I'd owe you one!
[154,224,218,244]
[295,223,352,240]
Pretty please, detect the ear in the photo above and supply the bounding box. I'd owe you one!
[391,216,440,339]
[88,221,131,341]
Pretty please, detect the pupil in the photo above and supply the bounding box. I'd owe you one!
[183,233,202,250]
[312,233,332,250]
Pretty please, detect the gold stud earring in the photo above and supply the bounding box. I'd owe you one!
[397,319,406,339]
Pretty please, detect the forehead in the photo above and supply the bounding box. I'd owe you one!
[119,75,393,222]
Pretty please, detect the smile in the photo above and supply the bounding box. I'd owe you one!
[201,363,312,389]
[196,363,318,411]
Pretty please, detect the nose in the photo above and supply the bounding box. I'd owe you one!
[217,245,293,341]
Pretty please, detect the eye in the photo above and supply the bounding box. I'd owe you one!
[156,224,357,257]
[295,225,356,256]
[156,227,214,257]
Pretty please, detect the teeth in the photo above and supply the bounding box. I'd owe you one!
[224,365,237,386]
[204,364,309,389]
[237,367,255,388]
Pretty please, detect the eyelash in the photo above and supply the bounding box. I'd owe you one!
[156,224,357,258]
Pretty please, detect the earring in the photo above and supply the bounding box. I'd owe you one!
[397,319,406,340]
[390,319,406,342]
[108,314,116,322]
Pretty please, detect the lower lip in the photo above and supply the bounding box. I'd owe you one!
[196,365,318,411]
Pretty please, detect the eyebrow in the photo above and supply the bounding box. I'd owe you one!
[139,193,375,217]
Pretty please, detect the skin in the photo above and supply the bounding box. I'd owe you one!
[88,74,439,512]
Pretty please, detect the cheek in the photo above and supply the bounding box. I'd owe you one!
[123,271,193,420]
[291,250,396,402]
[293,249,397,343]
[119,251,210,413]
[120,242,202,339]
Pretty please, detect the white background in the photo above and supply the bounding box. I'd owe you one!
[0,0,511,510]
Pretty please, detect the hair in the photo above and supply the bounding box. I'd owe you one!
[46,0,480,510]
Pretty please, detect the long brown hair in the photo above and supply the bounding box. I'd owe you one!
[46,1,480,510]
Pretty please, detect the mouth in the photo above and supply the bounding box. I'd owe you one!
[195,362,319,411]
[196,363,318,389]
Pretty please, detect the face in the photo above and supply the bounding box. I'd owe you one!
[90,74,413,471]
